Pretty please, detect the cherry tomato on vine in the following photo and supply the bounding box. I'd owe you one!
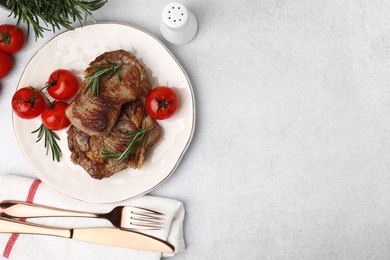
[0,24,25,54]
[0,50,13,78]
[46,69,79,100]
[12,87,46,119]
[41,101,70,130]
[145,86,178,120]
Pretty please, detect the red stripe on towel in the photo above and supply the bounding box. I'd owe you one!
[3,179,42,258]
[25,179,41,203]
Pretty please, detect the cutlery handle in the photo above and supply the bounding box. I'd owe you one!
[0,200,98,218]
[0,217,70,238]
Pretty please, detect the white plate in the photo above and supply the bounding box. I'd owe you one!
[13,23,195,203]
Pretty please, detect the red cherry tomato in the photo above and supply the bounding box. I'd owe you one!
[41,101,70,130]
[46,69,79,100]
[12,87,46,119]
[145,86,178,120]
[0,24,25,54]
[0,50,13,78]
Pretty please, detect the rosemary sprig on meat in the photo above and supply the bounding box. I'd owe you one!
[102,127,153,166]
[1,0,107,39]
[32,124,62,162]
[84,60,122,96]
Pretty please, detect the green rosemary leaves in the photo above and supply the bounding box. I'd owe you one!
[2,0,107,39]
[84,60,122,96]
[32,124,62,162]
[102,128,153,166]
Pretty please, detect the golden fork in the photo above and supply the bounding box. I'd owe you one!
[0,200,165,230]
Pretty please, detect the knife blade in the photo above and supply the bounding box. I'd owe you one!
[0,217,174,253]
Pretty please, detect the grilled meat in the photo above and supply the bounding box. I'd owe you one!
[67,99,161,179]
[65,50,152,136]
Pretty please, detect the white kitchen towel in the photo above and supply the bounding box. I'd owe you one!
[0,175,185,260]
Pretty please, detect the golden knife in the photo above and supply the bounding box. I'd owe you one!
[0,217,174,253]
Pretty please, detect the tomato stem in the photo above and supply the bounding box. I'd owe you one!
[0,28,11,47]
[37,85,54,105]
[156,97,174,114]
[24,86,44,109]
[27,93,36,108]
[44,69,60,89]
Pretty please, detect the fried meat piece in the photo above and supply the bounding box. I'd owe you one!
[67,99,161,179]
[65,50,151,136]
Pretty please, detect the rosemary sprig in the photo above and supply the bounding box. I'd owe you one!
[84,60,122,96]
[31,124,62,162]
[102,127,153,166]
[2,0,107,39]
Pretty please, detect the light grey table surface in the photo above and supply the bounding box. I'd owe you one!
[2,0,390,259]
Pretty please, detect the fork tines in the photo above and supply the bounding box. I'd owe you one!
[125,207,165,230]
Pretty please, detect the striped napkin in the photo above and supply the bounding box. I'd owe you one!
[0,175,185,259]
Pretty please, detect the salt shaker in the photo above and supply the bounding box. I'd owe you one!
[160,2,198,45]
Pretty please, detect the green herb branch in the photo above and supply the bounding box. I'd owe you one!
[1,0,107,39]
[32,124,62,162]
[84,60,122,96]
[102,127,153,166]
